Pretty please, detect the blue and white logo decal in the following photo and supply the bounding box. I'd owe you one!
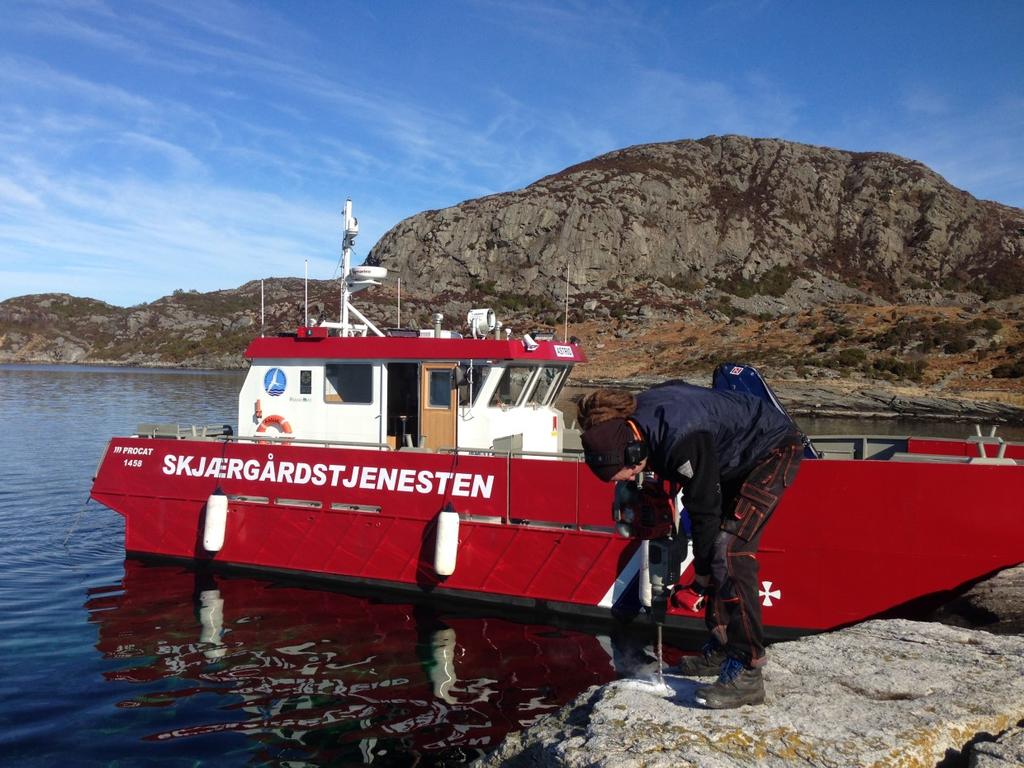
[264,367,287,396]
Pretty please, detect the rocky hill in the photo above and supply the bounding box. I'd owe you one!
[368,135,1024,305]
[2,135,1024,419]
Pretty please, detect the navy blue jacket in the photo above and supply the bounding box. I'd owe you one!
[630,381,794,574]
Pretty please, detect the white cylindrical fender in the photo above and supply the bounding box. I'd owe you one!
[429,627,457,703]
[434,508,460,576]
[198,588,227,659]
[203,491,228,552]
[198,589,224,642]
[640,540,652,608]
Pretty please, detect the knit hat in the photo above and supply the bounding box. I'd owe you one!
[581,418,634,481]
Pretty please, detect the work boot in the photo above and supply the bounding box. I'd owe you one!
[693,657,765,709]
[670,639,726,676]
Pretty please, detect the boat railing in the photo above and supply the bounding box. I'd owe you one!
[438,446,584,462]
[967,433,1009,460]
[808,432,1020,466]
[137,423,233,440]
[887,452,974,464]
[805,435,909,461]
[136,426,394,452]
[132,424,586,459]
[232,435,393,451]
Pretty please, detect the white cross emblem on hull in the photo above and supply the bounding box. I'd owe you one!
[759,581,781,607]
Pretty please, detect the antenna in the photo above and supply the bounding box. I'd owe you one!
[318,200,388,337]
[260,279,265,337]
[304,259,309,327]
[398,277,402,327]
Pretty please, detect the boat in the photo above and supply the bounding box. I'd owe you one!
[90,201,1024,637]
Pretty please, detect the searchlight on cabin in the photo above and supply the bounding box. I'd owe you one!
[467,308,496,339]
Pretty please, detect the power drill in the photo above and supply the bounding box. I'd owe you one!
[612,472,685,682]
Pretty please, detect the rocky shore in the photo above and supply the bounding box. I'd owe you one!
[932,565,1024,636]
[571,377,1024,426]
[775,383,1024,423]
[474,565,1024,767]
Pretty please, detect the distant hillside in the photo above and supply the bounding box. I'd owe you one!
[0,282,305,369]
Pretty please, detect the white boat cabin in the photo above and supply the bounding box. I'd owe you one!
[236,323,585,454]
[233,201,584,455]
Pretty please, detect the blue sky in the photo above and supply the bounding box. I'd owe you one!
[2,0,1022,307]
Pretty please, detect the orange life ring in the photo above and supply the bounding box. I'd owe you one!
[256,414,293,437]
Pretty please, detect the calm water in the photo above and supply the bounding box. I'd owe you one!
[0,365,663,767]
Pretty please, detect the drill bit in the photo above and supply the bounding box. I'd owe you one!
[656,622,664,687]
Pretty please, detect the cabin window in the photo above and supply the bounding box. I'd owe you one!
[300,370,312,395]
[528,366,568,406]
[324,363,374,404]
[427,369,452,408]
[488,365,535,408]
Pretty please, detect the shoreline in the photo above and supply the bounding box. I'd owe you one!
[5,359,1024,426]
[572,376,1024,426]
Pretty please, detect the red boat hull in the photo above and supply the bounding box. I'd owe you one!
[91,437,1024,634]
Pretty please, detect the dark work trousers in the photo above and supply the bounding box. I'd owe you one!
[705,431,803,667]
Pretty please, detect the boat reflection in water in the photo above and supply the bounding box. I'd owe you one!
[86,560,661,765]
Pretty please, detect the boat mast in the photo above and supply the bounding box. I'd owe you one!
[320,199,386,337]
[340,199,357,333]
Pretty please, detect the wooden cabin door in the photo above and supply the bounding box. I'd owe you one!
[420,364,456,450]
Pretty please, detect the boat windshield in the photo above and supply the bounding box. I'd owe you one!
[488,365,535,408]
[527,365,568,406]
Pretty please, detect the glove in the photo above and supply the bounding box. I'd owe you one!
[670,582,707,613]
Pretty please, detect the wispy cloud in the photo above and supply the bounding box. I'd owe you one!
[6,3,559,195]
[18,9,145,54]
[0,55,156,113]
[611,67,802,144]
[0,178,43,208]
[0,164,344,304]
[901,87,951,117]
[1,0,1021,308]
[116,132,206,177]
[807,94,1024,206]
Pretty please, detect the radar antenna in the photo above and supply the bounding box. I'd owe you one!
[321,200,388,337]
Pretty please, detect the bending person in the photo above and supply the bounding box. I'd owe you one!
[577,381,803,709]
